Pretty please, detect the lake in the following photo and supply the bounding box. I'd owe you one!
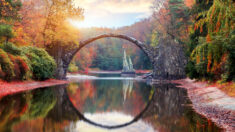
[0,74,223,132]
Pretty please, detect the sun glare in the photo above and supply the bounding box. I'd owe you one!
[68,19,90,28]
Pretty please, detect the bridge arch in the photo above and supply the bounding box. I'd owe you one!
[74,34,154,60]
[56,33,186,80]
[57,34,154,79]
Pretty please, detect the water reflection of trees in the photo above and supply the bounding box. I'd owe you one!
[68,80,152,115]
[142,83,222,132]
[0,83,222,132]
[0,85,79,132]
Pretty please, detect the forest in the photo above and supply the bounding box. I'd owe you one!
[0,0,234,82]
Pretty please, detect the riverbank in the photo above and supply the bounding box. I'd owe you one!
[69,70,151,74]
[0,79,69,98]
[172,78,235,131]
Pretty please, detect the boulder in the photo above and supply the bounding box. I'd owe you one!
[153,38,187,80]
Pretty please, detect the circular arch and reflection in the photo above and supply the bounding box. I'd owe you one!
[64,86,156,129]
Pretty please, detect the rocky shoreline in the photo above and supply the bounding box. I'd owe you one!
[171,79,235,131]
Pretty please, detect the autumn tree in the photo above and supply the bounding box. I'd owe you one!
[9,0,46,46]
[186,0,235,81]
[0,0,21,43]
[152,0,191,42]
[40,0,83,78]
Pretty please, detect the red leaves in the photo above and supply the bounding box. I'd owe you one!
[206,34,212,42]
[0,79,68,98]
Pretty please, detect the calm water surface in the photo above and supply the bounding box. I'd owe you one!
[0,74,223,132]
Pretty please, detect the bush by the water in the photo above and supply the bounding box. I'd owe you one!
[22,47,56,80]
[0,49,15,81]
[0,43,56,81]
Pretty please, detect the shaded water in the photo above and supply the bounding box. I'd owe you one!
[0,74,223,132]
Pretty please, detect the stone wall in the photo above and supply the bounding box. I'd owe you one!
[152,37,187,80]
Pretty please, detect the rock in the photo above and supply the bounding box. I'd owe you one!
[153,37,187,80]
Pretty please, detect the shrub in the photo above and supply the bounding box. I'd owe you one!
[15,56,31,80]
[0,43,56,81]
[68,63,78,73]
[22,47,56,80]
[0,67,4,79]
[8,54,20,80]
[0,42,22,55]
[0,49,15,81]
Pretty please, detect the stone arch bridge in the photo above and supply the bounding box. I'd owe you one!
[55,33,186,80]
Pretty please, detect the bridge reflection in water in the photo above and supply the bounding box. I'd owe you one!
[0,80,223,132]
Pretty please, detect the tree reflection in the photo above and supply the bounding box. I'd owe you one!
[0,82,223,132]
[142,83,222,132]
[0,87,58,132]
[67,80,151,116]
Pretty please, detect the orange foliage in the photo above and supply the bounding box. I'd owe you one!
[0,0,20,22]
[10,24,30,46]
[211,60,218,74]
[74,46,97,70]
[196,55,200,64]
[200,26,203,33]
[206,34,212,42]
[216,21,221,32]
[184,0,195,8]
[8,54,20,79]
[207,53,212,72]
[15,0,45,46]
[214,82,235,97]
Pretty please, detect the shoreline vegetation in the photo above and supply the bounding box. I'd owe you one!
[0,43,56,82]
[0,0,234,131]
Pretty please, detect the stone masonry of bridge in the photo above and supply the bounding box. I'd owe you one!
[54,34,187,80]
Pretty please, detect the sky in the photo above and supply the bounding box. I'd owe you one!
[70,0,154,28]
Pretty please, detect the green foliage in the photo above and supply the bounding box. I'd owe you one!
[186,0,235,81]
[0,24,14,40]
[151,30,159,47]
[27,88,56,118]
[0,42,56,81]
[169,0,191,40]
[0,42,21,55]
[0,49,14,81]
[68,63,79,73]
[15,56,31,80]
[88,42,152,71]
[0,43,32,81]
[22,46,56,80]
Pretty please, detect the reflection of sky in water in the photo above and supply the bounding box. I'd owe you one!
[68,112,155,132]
